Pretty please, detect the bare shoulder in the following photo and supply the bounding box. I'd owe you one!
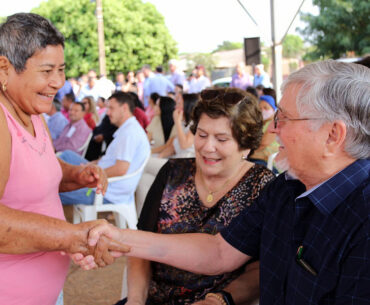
[0,104,11,198]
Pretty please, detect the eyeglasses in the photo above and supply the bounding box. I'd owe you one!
[273,109,323,129]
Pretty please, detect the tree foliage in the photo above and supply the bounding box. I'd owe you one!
[213,41,243,53]
[183,53,216,76]
[32,0,178,77]
[282,34,304,58]
[299,0,370,60]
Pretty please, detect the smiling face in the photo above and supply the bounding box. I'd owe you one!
[194,114,247,178]
[269,84,329,181]
[4,45,65,115]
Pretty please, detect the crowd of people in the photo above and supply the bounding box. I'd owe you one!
[0,12,369,305]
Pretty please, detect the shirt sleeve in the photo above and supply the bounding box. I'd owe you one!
[221,186,268,258]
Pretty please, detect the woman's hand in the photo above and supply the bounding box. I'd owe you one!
[192,294,224,305]
[88,222,124,248]
[69,220,130,270]
[173,108,183,124]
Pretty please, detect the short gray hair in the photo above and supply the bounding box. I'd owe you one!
[0,13,64,72]
[282,60,370,159]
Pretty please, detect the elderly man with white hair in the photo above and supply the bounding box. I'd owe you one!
[168,59,185,87]
[81,60,370,305]
[253,63,271,88]
[230,62,253,90]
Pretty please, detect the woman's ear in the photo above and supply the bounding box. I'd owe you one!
[0,56,10,83]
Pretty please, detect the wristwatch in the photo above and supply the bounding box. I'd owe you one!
[217,290,235,305]
[205,291,235,305]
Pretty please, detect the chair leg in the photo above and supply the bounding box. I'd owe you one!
[78,205,98,222]
[73,206,82,224]
[114,212,128,229]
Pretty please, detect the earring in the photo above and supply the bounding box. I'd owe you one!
[1,82,6,92]
[242,155,248,161]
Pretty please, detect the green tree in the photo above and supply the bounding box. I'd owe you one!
[299,0,370,60]
[282,34,304,58]
[213,41,243,53]
[31,0,178,77]
[184,53,216,76]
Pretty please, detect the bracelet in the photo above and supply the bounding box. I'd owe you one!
[205,293,227,305]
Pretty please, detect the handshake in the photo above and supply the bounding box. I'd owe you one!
[65,219,128,270]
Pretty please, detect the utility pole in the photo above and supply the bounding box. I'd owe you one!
[96,0,106,76]
[270,0,283,102]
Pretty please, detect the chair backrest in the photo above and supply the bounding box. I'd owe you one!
[94,152,151,206]
[136,156,167,215]
[78,132,93,158]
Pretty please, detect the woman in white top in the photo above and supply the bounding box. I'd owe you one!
[147,96,176,149]
[157,93,199,158]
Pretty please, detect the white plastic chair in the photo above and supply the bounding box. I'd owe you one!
[72,152,150,229]
[77,132,93,158]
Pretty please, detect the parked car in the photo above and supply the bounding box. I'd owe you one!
[212,76,232,88]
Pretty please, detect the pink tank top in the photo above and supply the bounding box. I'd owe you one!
[0,103,70,305]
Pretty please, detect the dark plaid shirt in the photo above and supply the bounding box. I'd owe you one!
[221,159,370,305]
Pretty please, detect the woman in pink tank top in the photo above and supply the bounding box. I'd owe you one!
[0,13,122,305]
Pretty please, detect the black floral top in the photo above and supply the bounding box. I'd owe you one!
[137,158,275,305]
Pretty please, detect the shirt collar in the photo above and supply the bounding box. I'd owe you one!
[113,116,135,138]
[292,159,370,215]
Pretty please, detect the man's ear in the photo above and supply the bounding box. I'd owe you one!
[325,121,347,156]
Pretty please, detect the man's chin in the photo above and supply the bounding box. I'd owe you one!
[275,156,298,179]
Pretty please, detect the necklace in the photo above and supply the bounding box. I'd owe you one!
[198,163,246,203]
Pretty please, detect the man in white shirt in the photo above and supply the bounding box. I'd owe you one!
[59,92,150,205]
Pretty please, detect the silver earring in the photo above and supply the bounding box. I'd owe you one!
[242,155,248,161]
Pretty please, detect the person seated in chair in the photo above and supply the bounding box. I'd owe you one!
[114,88,276,305]
[59,92,150,205]
[53,101,91,155]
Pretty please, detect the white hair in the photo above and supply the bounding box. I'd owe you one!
[281,60,370,159]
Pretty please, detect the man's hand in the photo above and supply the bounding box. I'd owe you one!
[94,134,104,143]
[76,163,108,195]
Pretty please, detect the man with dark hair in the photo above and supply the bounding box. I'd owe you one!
[61,92,75,120]
[59,92,150,205]
[53,102,91,154]
[145,65,174,98]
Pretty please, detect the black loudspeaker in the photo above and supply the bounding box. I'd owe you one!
[244,37,261,65]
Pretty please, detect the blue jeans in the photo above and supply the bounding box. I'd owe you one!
[59,150,111,205]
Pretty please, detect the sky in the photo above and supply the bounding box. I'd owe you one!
[2,0,318,53]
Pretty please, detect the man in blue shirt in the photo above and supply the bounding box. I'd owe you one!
[146,66,174,97]
[47,99,68,140]
[84,61,370,305]
[253,64,271,88]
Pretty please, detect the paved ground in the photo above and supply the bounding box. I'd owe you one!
[63,206,126,305]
